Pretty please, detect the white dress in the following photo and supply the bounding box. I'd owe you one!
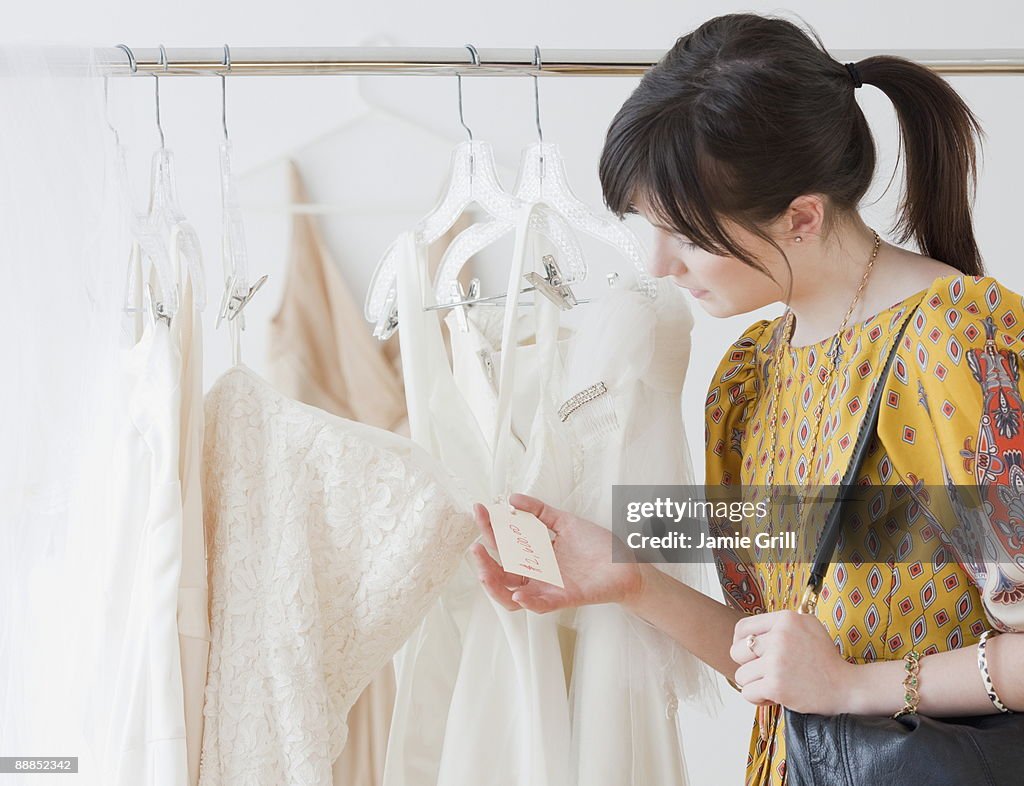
[384,201,717,786]
[197,362,476,786]
[89,249,189,786]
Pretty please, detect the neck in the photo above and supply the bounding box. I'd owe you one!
[784,216,887,348]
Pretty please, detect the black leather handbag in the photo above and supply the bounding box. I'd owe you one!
[782,312,1024,786]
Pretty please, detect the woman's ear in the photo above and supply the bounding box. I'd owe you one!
[784,194,827,241]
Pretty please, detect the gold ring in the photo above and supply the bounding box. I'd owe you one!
[746,633,758,655]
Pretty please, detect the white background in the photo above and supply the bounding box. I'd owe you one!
[11,1,1024,782]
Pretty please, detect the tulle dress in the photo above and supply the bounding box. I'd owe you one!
[384,200,718,786]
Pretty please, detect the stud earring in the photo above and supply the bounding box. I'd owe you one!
[794,236,803,243]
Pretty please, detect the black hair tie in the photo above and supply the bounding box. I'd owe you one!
[845,61,863,89]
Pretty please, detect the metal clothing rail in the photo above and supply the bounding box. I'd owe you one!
[97,46,1024,77]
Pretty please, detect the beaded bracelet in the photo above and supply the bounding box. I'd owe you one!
[977,629,1015,714]
[893,650,922,718]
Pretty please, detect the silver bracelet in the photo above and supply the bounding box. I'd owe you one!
[977,629,1015,714]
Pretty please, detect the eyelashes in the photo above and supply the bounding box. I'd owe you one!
[676,238,699,251]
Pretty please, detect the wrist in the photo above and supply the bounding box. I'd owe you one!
[841,661,872,715]
[622,562,658,616]
[842,659,905,716]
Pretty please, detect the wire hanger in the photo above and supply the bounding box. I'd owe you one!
[215,44,267,364]
[363,44,582,340]
[142,44,206,319]
[434,45,658,303]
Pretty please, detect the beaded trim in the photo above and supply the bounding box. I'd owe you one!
[978,629,1014,714]
[557,382,608,422]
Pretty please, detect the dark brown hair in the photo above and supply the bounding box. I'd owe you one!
[599,12,986,280]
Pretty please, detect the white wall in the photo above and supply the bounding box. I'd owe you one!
[13,1,1024,783]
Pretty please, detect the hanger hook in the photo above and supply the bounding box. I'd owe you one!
[154,44,168,148]
[116,43,137,74]
[221,44,231,141]
[457,44,479,142]
[105,44,135,147]
[532,45,544,144]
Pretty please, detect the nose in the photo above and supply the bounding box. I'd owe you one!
[650,230,686,278]
[649,249,685,279]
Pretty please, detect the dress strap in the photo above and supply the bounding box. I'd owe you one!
[490,201,561,503]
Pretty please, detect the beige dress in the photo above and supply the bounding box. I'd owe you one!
[266,159,472,785]
[176,241,209,786]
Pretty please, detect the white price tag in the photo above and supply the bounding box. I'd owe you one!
[486,502,564,589]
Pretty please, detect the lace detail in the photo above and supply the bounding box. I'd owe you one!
[198,366,474,786]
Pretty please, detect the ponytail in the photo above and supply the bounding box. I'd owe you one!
[599,14,987,278]
[856,55,986,275]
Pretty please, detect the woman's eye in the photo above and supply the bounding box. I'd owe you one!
[676,238,698,251]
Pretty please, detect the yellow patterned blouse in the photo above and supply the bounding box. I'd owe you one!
[704,274,1024,786]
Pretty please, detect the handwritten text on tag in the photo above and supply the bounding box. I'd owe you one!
[486,502,564,589]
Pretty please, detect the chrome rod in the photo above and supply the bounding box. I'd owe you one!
[88,46,1024,77]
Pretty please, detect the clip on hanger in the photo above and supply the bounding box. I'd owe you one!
[525,254,578,311]
[422,252,587,315]
[450,278,481,332]
[216,272,268,327]
[146,281,172,326]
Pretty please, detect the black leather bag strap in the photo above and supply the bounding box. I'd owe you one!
[798,305,918,614]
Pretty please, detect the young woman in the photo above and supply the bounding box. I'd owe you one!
[469,13,1024,786]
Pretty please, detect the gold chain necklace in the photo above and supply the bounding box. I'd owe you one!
[764,228,880,496]
[754,228,880,745]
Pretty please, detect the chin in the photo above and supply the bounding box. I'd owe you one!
[695,299,735,318]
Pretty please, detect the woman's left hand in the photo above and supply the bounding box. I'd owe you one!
[730,610,858,714]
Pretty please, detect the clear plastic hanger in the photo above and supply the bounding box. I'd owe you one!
[112,44,178,320]
[363,44,583,339]
[141,44,206,318]
[214,45,267,364]
[215,45,265,327]
[434,46,657,302]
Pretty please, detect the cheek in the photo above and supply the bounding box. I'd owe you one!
[695,260,777,313]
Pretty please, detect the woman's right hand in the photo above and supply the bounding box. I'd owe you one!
[469,492,644,614]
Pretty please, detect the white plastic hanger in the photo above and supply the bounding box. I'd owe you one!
[141,45,206,319]
[433,46,657,303]
[363,44,583,339]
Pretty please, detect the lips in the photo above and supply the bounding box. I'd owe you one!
[685,287,709,299]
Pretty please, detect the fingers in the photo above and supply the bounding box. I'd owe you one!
[730,612,794,666]
[733,610,788,641]
[508,586,557,614]
[740,679,777,707]
[508,493,563,534]
[469,542,525,612]
[472,494,570,616]
[472,503,499,552]
[733,651,769,688]
[730,629,766,666]
[732,637,777,706]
